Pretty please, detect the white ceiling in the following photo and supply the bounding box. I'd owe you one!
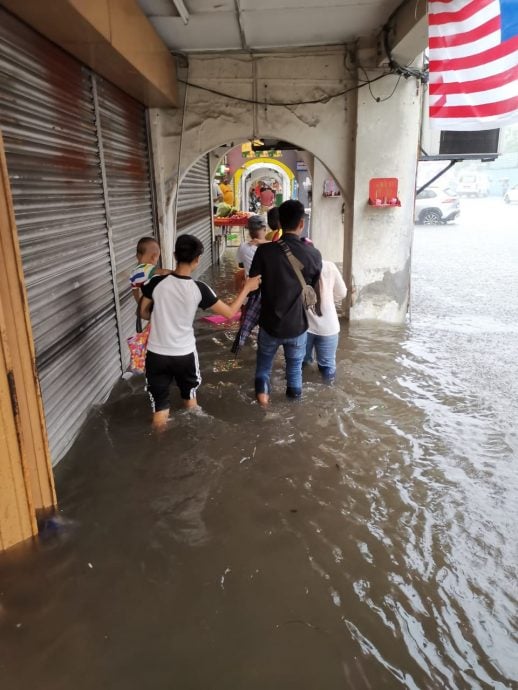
[138,0,402,53]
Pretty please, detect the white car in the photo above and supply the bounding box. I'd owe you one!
[457,174,489,197]
[504,184,518,203]
[414,186,460,225]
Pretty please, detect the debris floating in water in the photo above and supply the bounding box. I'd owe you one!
[220,568,231,590]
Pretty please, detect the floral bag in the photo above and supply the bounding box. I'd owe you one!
[127,323,150,374]
[127,301,150,374]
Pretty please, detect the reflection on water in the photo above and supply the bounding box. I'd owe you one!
[0,216,517,689]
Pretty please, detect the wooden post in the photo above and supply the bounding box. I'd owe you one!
[0,129,56,550]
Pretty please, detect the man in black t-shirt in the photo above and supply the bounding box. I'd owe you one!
[249,200,322,405]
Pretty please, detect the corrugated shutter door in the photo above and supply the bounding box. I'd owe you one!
[0,10,121,463]
[176,155,213,276]
[96,78,155,366]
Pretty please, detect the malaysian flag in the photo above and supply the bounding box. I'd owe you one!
[429,0,518,129]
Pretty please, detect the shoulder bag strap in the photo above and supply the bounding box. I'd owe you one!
[278,240,307,292]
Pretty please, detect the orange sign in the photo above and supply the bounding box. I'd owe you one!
[368,178,400,206]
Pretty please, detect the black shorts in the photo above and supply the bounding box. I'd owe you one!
[145,350,201,412]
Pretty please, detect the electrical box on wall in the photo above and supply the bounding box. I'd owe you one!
[368,178,401,206]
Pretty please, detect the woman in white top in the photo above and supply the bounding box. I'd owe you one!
[304,260,347,380]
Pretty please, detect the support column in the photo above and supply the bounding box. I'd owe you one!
[350,69,422,322]
[311,159,344,263]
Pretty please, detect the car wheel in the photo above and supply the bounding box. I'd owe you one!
[419,209,442,224]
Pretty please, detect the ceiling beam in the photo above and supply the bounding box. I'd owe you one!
[233,0,248,51]
[0,0,178,107]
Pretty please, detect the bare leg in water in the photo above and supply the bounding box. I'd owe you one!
[152,398,198,431]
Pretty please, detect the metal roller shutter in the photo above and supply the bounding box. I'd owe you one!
[176,155,213,276]
[0,10,157,464]
[95,78,156,366]
[0,10,151,463]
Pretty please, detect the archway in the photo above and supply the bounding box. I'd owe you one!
[234,158,295,210]
[172,137,346,270]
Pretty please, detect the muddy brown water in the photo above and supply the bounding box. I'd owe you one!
[1,202,517,689]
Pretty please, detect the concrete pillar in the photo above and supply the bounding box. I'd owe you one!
[350,70,422,322]
[148,105,183,269]
[311,159,344,263]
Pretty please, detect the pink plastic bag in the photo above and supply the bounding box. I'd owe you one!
[200,312,241,325]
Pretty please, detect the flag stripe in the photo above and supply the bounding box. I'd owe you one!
[429,0,495,25]
[429,0,479,13]
[429,63,518,95]
[429,30,500,60]
[431,112,518,129]
[429,15,500,48]
[436,79,518,105]
[429,47,518,84]
[429,1,500,37]
[429,35,518,72]
[430,93,518,117]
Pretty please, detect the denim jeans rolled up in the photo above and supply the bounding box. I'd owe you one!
[255,328,307,398]
[304,332,339,380]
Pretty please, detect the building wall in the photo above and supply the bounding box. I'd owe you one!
[149,48,354,268]
[150,50,422,325]
[311,159,345,263]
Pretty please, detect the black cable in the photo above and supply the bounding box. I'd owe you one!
[381,23,428,84]
[359,65,403,103]
[177,72,393,107]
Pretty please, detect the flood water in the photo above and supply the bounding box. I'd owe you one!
[1,199,517,689]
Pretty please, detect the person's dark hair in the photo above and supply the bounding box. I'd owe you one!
[136,236,159,257]
[175,234,204,264]
[279,199,305,231]
[267,206,280,231]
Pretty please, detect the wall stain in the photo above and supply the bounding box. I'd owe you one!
[356,258,410,309]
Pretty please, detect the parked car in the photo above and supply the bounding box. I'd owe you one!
[503,184,518,203]
[414,187,460,225]
[457,173,489,197]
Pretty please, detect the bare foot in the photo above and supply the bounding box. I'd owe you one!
[182,398,198,410]
[257,393,269,406]
[152,409,169,432]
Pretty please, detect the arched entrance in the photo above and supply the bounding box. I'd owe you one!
[172,138,345,272]
[234,158,295,210]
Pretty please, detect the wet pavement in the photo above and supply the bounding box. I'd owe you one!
[0,198,517,689]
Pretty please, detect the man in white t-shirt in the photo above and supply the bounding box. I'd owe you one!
[236,215,268,276]
[140,234,260,430]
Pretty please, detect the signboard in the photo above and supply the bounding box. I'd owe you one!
[368,178,400,206]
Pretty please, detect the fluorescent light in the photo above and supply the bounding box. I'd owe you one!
[172,0,189,25]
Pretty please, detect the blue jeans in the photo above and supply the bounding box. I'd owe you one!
[304,332,339,380]
[255,328,307,398]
